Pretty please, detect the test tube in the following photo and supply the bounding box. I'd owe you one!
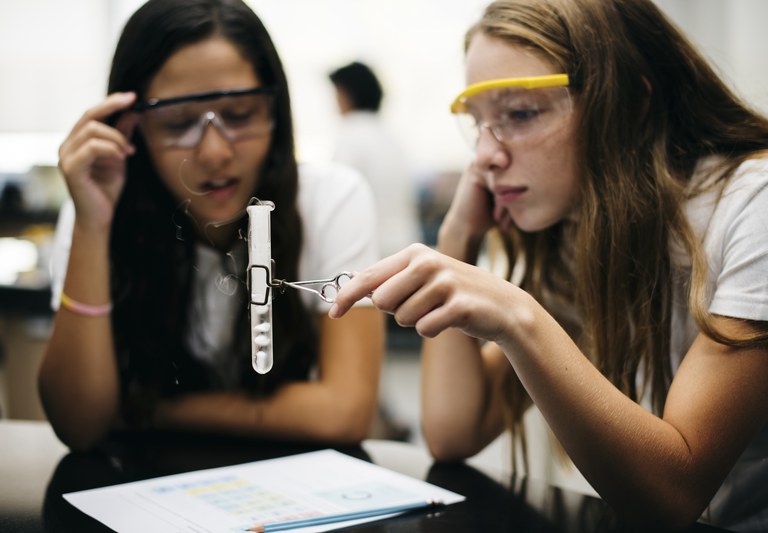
[247,203,275,374]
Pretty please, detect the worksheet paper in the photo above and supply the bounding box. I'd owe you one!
[64,449,464,533]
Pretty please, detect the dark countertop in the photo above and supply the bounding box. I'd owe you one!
[0,420,731,533]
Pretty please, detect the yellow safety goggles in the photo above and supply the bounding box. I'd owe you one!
[450,74,571,147]
[450,74,569,114]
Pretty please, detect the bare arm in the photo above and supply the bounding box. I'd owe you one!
[421,336,509,460]
[38,93,137,451]
[153,307,385,444]
[331,248,768,529]
[328,160,768,527]
[39,225,120,450]
[420,182,510,459]
[503,309,768,529]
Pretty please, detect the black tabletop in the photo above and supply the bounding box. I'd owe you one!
[0,421,729,533]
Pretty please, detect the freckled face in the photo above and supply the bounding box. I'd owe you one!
[465,33,581,232]
[141,36,271,234]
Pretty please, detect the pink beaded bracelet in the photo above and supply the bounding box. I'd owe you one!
[60,292,113,317]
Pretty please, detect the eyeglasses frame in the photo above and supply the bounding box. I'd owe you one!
[130,86,277,113]
[130,86,277,149]
[450,74,569,114]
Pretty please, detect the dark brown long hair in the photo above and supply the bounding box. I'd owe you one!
[107,0,316,420]
[469,0,768,425]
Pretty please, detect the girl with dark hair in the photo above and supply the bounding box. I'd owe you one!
[331,0,768,530]
[40,0,384,452]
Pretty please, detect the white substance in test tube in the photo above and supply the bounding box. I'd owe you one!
[247,203,274,373]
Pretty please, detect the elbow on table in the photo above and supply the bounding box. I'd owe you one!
[421,422,480,463]
[49,421,109,452]
[423,438,476,463]
[319,401,377,445]
[607,483,711,532]
[39,387,114,452]
[420,401,496,462]
[618,504,705,532]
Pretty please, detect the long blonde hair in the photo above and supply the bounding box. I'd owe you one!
[469,0,768,425]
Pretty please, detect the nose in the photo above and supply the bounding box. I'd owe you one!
[195,112,235,165]
[474,124,510,172]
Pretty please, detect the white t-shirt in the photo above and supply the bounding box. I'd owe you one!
[499,157,768,531]
[676,157,768,532]
[333,110,422,257]
[50,161,379,387]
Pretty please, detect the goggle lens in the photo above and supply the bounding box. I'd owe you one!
[455,86,572,147]
[136,89,274,148]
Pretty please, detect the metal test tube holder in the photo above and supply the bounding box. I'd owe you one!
[247,203,274,374]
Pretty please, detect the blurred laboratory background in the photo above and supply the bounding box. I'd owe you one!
[1,0,767,441]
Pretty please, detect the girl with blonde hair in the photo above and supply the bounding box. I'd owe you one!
[331,0,768,530]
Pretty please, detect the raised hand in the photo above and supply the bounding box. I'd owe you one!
[436,163,497,263]
[58,92,138,230]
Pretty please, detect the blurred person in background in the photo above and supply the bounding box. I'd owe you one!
[329,61,422,257]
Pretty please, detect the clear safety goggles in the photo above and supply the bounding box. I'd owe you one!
[132,87,275,149]
[450,74,571,147]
